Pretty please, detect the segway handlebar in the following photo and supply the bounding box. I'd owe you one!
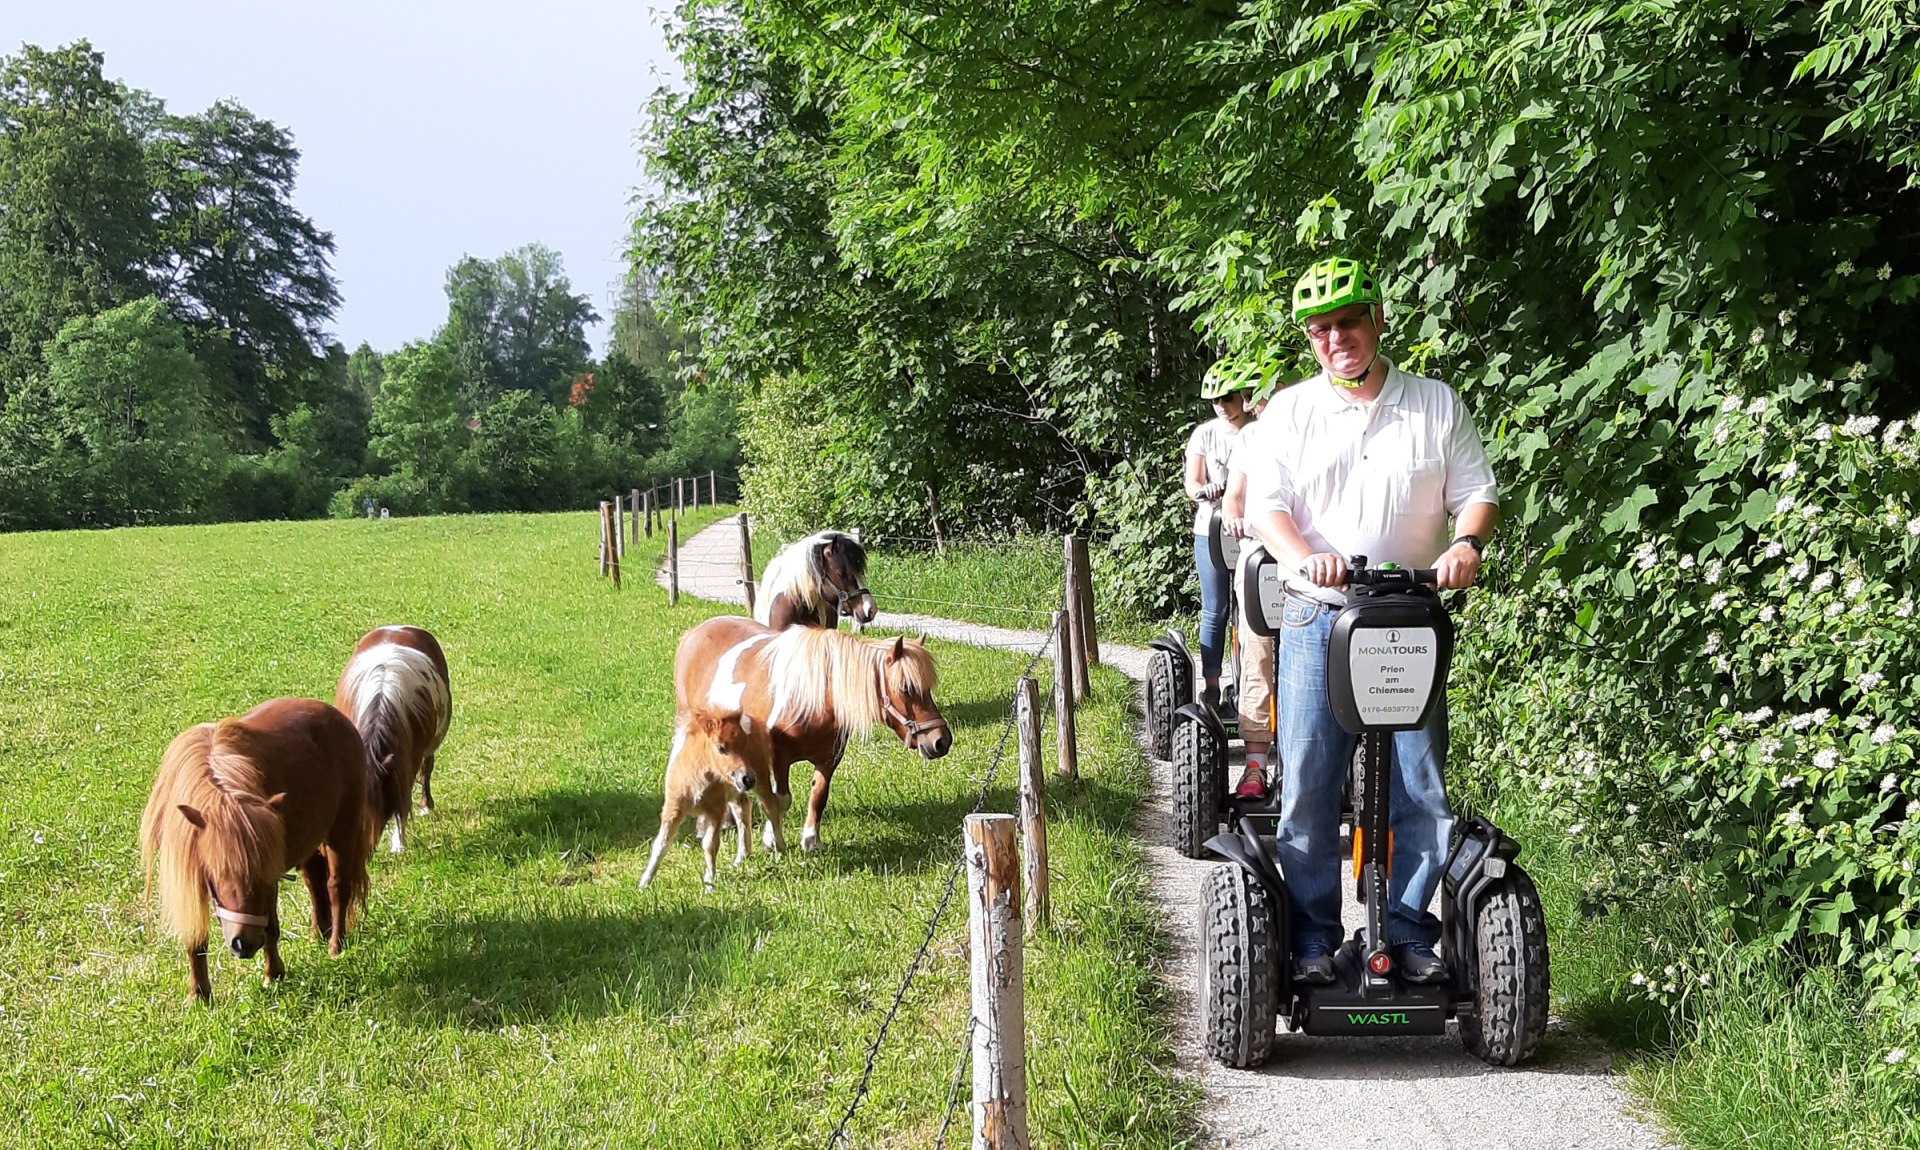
[1340,556,1438,588]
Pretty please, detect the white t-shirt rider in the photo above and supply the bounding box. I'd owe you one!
[1237,360,1498,605]
[1185,416,1244,537]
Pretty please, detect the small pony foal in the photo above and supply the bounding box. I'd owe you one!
[638,709,774,892]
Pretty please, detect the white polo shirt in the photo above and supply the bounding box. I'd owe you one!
[1235,361,1498,605]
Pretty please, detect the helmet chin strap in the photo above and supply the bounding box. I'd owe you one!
[1325,310,1383,389]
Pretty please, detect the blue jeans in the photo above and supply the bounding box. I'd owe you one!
[1194,534,1230,679]
[1273,595,1452,948]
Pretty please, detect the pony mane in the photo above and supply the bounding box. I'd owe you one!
[755,531,864,626]
[139,721,287,948]
[340,644,448,825]
[763,628,936,733]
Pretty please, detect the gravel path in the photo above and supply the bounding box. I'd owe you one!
[667,518,1671,1149]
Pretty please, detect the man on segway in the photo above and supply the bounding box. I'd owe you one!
[1239,257,1499,987]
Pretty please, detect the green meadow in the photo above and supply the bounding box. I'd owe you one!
[0,510,1193,1148]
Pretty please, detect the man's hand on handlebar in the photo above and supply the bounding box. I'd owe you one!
[1195,482,1225,503]
[1296,552,1348,587]
[1222,516,1250,538]
[1434,541,1482,590]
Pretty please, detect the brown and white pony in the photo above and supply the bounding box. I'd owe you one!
[637,709,772,892]
[754,530,877,630]
[672,616,949,854]
[140,697,373,1005]
[334,625,452,853]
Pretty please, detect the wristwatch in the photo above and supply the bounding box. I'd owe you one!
[1452,533,1485,555]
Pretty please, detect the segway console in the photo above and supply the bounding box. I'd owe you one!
[1199,557,1550,1067]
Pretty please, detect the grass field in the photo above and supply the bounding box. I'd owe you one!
[0,509,1195,1148]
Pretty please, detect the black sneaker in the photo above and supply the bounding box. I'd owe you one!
[1394,942,1446,984]
[1293,942,1336,985]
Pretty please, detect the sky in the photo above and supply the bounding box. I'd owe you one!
[8,0,682,355]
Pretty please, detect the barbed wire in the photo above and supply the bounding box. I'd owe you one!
[823,615,1058,1150]
[931,1016,977,1150]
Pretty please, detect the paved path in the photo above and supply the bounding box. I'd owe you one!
[666,518,1670,1150]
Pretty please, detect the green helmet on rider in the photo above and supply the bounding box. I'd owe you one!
[1201,358,1260,401]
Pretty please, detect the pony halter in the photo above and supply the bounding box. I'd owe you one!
[209,889,270,928]
[878,668,949,742]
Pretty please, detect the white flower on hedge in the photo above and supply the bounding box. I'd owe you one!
[1747,397,1768,416]
[1908,517,1920,537]
[1760,737,1782,762]
[1842,415,1880,437]
[1780,460,1799,480]
[1836,260,1856,276]
[1890,420,1908,442]
[1860,671,1884,691]
[1783,808,1804,825]
[1744,707,1775,724]
[1720,395,1742,414]
[1704,632,1722,654]
[1630,972,1647,986]
[1910,800,1920,820]
[1680,553,1697,570]
[1782,774,1805,790]
[1778,309,1796,326]
[1825,602,1845,618]
[1750,327,1766,345]
[1709,591,1730,611]
[1887,1048,1908,1066]
[1811,571,1834,592]
[1815,707,1832,723]
[1636,542,1659,570]
[1713,421,1732,446]
[1715,654,1732,672]
[1880,264,1894,280]
[1706,559,1724,584]
[1790,712,1817,731]
[1813,748,1838,771]
[1777,495,1798,517]
[1874,725,1898,746]
[1764,542,1784,559]
[1699,745,1714,762]
[1815,423,1835,441]
[1759,605,1777,622]
[1848,362,1870,382]
[1882,772,1900,793]
[1626,803,1641,814]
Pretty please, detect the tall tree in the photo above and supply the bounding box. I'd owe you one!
[437,244,598,406]
[149,99,340,444]
[0,42,155,392]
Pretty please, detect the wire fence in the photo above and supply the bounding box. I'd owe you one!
[824,616,1059,1150]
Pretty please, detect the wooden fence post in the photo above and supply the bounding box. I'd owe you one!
[613,495,625,562]
[1071,534,1099,666]
[604,502,622,589]
[630,487,640,543]
[709,469,717,506]
[676,477,685,518]
[965,813,1028,1150]
[1052,609,1079,779]
[737,514,756,616]
[668,520,680,605]
[643,489,654,539]
[1062,539,1090,704]
[1016,677,1048,935]
[598,502,611,577]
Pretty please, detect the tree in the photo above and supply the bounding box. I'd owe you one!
[368,341,468,508]
[437,244,598,407]
[11,298,219,526]
[0,42,155,392]
[149,99,340,444]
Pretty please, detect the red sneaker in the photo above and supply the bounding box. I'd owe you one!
[1233,762,1266,799]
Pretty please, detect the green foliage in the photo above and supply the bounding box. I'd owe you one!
[368,341,469,509]
[438,244,599,409]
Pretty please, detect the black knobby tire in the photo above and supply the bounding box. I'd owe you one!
[1201,864,1278,1067]
[1172,717,1224,859]
[1459,866,1551,1066]
[1146,649,1183,760]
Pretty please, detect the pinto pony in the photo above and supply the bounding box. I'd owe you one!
[753,530,876,630]
[673,616,950,855]
[637,709,772,891]
[334,625,452,853]
[139,697,373,1005]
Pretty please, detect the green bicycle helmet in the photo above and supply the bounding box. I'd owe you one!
[1291,257,1382,322]
[1200,360,1257,400]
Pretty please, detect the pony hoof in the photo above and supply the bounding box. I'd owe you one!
[187,991,211,1008]
[800,834,821,853]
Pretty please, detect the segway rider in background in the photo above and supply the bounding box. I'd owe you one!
[1221,372,1282,799]
[1242,257,1499,987]
[1184,362,1257,714]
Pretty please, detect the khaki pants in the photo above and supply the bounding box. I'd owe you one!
[1235,549,1275,745]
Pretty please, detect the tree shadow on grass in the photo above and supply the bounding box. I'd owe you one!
[476,785,665,859]
[383,900,781,1026]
